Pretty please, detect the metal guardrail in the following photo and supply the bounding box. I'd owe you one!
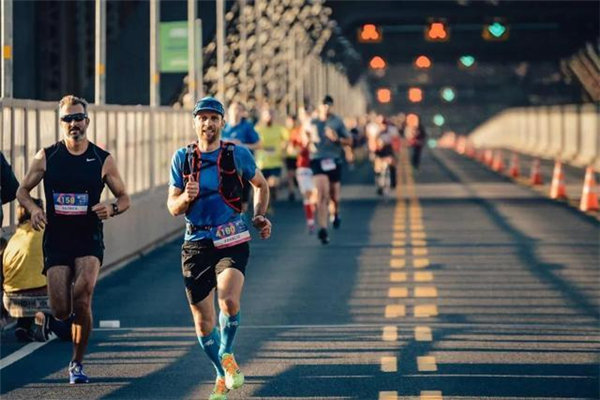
[1,98,196,230]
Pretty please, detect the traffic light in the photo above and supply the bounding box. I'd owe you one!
[483,21,509,41]
[377,88,391,104]
[425,21,449,42]
[408,87,423,103]
[414,55,432,69]
[441,87,456,102]
[369,56,387,70]
[458,55,476,69]
[358,24,382,43]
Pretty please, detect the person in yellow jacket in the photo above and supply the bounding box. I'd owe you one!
[255,107,287,201]
[3,199,71,342]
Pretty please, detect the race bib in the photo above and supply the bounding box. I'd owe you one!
[210,219,251,249]
[53,193,89,216]
[320,158,336,172]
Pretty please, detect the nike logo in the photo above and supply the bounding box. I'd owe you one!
[86,158,96,162]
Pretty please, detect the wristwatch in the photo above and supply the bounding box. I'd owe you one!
[111,203,119,217]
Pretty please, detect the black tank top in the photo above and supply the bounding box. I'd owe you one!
[43,141,110,236]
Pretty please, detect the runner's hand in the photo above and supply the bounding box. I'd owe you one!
[325,127,339,142]
[92,203,112,220]
[252,215,272,239]
[30,207,47,231]
[184,175,199,203]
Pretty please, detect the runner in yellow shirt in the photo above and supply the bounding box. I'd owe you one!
[255,108,287,201]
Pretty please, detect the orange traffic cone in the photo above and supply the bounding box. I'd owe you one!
[508,152,520,178]
[580,166,599,212]
[492,150,505,173]
[550,160,567,199]
[484,150,494,167]
[530,159,543,185]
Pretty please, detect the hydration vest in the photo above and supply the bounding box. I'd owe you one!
[183,141,244,213]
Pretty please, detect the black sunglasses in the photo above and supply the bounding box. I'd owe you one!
[60,113,87,123]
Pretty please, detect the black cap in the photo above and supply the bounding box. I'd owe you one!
[322,95,334,105]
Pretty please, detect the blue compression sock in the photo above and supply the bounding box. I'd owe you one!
[198,328,225,377]
[219,311,240,358]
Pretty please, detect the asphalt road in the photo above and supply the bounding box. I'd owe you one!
[2,147,598,400]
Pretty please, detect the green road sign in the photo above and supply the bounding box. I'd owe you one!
[160,21,188,73]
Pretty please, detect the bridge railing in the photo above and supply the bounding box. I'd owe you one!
[468,103,600,170]
[1,98,195,266]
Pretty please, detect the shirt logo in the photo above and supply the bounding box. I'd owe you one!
[86,158,96,162]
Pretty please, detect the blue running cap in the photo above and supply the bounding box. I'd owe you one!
[193,97,225,117]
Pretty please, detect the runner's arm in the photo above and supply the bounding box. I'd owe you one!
[102,155,130,216]
[16,149,47,230]
[249,168,269,217]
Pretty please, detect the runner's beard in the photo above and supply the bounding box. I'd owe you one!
[202,129,219,145]
[67,128,85,141]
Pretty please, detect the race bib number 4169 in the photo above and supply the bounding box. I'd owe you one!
[53,193,89,216]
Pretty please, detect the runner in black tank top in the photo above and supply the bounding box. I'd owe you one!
[43,140,110,270]
[16,95,130,384]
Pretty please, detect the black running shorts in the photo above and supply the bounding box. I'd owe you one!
[310,158,342,183]
[43,228,105,273]
[181,240,249,304]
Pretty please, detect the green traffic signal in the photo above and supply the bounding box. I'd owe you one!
[459,55,475,68]
[487,22,507,38]
[433,114,445,126]
[441,87,456,102]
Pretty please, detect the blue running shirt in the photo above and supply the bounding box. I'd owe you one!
[170,144,257,241]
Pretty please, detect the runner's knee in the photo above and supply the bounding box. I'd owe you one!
[218,297,240,316]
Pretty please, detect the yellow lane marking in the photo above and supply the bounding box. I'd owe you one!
[412,232,427,239]
[393,225,405,231]
[411,239,426,246]
[380,356,398,372]
[391,248,406,256]
[392,240,406,247]
[390,272,407,282]
[417,356,438,372]
[390,259,405,269]
[415,326,433,341]
[385,304,406,318]
[414,271,434,282]
[412,247,428,256]
[393,232,407,240]
[414,304,438,317]
[415,286,438,297]
[388,287,408,298]
[421,391,443,400]
[411,225,424,231]
[379,391,398,400]
[414,258,430,268]
[382,326,398,341]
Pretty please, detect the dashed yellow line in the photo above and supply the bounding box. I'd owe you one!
[379,391,398,400]
[382,326,398,341]
[412,231,427,239]
[380,356,398,372]
[388,287,408,298]
[393,232,407,240]
[414,304,438,317]
[415,326,433,341]
[385,304,406,318]
[414,286,438,298]
[421,391,443,400]
[389,258,405,269]
[411,239,427,246]
[414,271,434,282]
[417,356,438,372]
[414,258,430,268]
[391,248,406,256]
[390,272,407,282]
[412,247,429,256]
[392,240,406,247]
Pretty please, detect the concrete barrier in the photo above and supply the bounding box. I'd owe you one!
[470,104,600,170]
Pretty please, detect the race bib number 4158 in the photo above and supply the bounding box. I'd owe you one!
[53,193,89,216]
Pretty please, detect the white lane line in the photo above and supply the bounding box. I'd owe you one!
[0,335,56,370]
